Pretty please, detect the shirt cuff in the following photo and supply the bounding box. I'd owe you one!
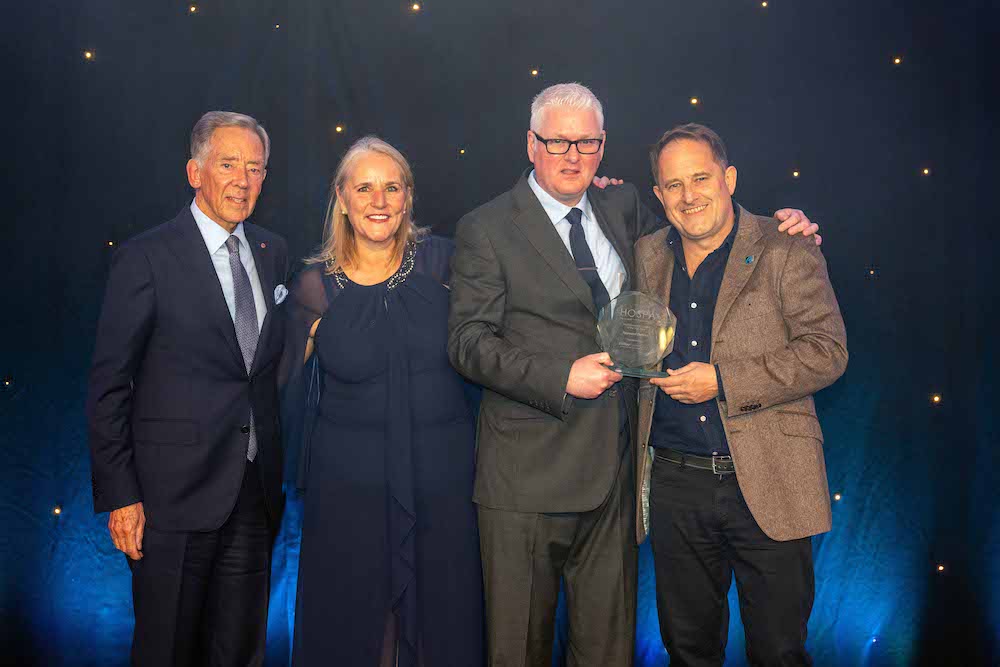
[715,364,726,402]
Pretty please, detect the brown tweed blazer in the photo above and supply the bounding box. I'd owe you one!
[633,205,848,544]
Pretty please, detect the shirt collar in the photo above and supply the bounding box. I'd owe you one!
[527,170,595,227]
[666,201,740,259]
[190,198,248,255]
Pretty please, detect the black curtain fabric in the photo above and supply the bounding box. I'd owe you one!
[2,1,996,665]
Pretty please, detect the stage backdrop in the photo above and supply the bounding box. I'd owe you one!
[2,1,996,665]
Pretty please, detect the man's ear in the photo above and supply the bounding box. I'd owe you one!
[526,130,537,165]
[186,159,201,189]
[725,165,737,195]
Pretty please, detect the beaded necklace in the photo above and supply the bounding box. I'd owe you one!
[331,240,416,291]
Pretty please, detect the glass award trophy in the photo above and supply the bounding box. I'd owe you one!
[597,291,676,378]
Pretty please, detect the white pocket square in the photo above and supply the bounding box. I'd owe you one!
[274,284,288,305]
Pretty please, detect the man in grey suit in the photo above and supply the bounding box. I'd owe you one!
[448,83,819,666]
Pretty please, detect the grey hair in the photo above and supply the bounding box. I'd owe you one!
[190,111,271,166]
[529,83,605,132]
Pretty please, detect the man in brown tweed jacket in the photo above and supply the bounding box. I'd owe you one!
[633,123,847,666]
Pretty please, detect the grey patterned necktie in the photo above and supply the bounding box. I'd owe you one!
[226,235,259,461]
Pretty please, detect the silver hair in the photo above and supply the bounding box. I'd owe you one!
[529,83,605,132]
[190,111,271,166]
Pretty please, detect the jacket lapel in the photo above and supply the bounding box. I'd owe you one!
[633,228,674,544]
[712,206,765,341]
[167,208,246,372]
[635,227,674,314]
[510,173,599,317]
[588,189,634,292]
[245,224,275,373]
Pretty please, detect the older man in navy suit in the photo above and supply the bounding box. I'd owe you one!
[87,111,287,666]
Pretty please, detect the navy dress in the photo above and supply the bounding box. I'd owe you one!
[281,237,484,666]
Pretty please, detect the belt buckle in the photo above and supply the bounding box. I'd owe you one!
[711,455,733,475]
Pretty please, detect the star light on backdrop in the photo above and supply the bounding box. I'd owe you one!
[2,376,12,388]
[792,170,800,178]
[531,69,539,77]
[274,24,281,30]
[189,4,197,14]
[335,125,344,133]
[834,493,843,501]
[690,97,699,106]
[938,564,946,572]
[893,56,903,65]
[83,50,94,61]
[53,506,62,516]
[931,393,942,405]
[411,3,421,11]
[922,167,931,176]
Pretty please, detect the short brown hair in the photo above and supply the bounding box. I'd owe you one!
[649,123,729,183]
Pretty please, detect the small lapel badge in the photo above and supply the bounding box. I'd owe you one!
[260,242,267,249]
[274,284,288,305]
[745,255,755,265]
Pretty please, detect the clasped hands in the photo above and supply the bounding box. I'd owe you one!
[566,353,719,405]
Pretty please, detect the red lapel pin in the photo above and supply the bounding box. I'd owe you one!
[260,242,267,249]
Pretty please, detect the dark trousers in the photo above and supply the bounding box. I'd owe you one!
[648,451,814,667]
[128,460,273,667]
[477,433,637,667]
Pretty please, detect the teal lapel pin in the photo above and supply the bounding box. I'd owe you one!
[745,255,755,264]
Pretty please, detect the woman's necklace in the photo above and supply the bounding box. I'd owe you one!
[332,240,416,291]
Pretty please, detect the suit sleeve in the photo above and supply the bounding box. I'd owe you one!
[86,242,156,513]
[716,239,848,416]
[448,216,573,419]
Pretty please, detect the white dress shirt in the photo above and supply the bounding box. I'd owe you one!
[190,199,267,333]
[527,171,626,300]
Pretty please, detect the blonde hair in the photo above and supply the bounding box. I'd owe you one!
[306,136,424,274]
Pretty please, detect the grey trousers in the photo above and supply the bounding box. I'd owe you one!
[478,440,638,667]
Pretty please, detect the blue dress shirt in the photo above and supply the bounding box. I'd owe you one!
[649,214,738,456]
[190,199,267,333]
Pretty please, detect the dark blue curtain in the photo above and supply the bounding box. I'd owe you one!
[2,1,995,665]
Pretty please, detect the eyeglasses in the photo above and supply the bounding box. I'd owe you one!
[531,132,604,155]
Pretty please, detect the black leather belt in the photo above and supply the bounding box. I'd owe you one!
[655,447,736,475]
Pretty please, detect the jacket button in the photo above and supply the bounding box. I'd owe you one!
[241,425,251,434]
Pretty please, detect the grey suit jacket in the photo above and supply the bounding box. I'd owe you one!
[448,171,661,513]
[633,206,848,543]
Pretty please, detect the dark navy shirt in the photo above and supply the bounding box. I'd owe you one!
[649,210,738,456]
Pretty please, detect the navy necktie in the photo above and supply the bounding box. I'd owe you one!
[225,235,259,461]
[566,207,610,313]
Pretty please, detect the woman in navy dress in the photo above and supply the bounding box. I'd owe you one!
[280,136,484,666]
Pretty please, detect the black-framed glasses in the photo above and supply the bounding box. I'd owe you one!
[532,132,604,155]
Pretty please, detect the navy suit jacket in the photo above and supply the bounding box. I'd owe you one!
[87,206,288,531]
